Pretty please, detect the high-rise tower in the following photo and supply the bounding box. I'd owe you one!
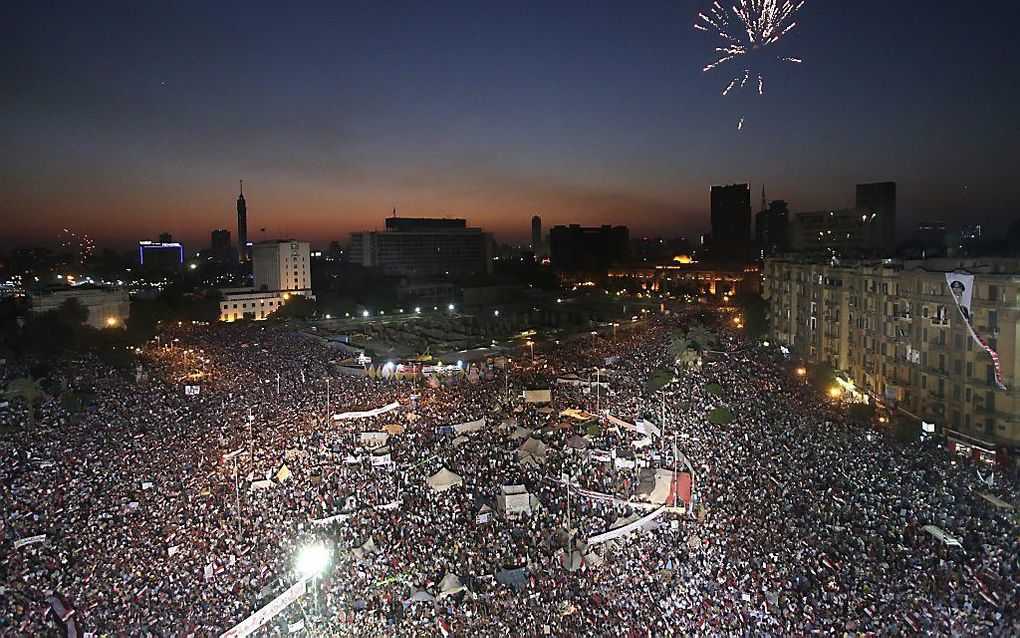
[237,180,248,262]
[531,214,543,258]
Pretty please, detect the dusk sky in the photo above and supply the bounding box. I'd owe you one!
[2,0,1019,250]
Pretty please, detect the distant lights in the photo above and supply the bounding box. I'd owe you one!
[362,310,369,317]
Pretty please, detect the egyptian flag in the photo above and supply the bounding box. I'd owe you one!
[45,595,79,638]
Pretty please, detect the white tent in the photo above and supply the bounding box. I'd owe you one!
[517,438,549,465]
[497,484,533,514]
[438,573,466,598]
[523,389,552,403]
[426,468,463,492]
[510,426,533,440]
[452,418,486,434]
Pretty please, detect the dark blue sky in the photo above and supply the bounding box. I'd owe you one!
[2,0,1018,248]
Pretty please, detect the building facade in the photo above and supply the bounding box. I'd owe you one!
[138,240,184,274]
[763,256,1020,454]
[710,184,752,262]
[219,239,312,322]
[252,240,311,292]
[755,199,789,259]
[549,224,629,274]
[348,217,493,277]
[789,182,896,258]
[31,288,130,329]
[608,263,761,297]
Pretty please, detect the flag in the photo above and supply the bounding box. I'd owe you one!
[276,464,292,483]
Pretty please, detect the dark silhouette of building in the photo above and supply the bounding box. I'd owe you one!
[710,183,752,262]
[549,224,629,273]
[237,180,249,262]
[349,216,494,276]
[158,232,173,243]
[755,198,789,259]
[788,181,897,258]
[855,181,896,256]
[211,229,232,261]
[138,240,183,274]
[531,214,545,259]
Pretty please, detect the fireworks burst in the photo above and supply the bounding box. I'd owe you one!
[59,228,95,264]
[695,1,806,128]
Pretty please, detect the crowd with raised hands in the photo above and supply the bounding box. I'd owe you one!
[2,306,1018,637]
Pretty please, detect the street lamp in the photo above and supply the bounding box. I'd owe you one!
[525,340,534,359]
[448,303,455,311]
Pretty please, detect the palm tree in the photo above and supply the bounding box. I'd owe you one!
[4,377,48,428]
[686,323,717,352]
[669,335,692,360]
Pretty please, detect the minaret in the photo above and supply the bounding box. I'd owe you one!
[761,184,767,213]
[237,180,248,262]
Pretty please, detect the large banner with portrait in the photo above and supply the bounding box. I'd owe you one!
[945,272,1006,389]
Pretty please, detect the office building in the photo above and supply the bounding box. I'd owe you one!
[549,224,629,274]
[856,181,896,255]
[348,216,493,277]
[710,184,752,262]
[531,214,545,259]
[790,182,896,257]
[763,256,1020,456]
[138,240,183,274]
[219,239,313,321]
[252,240,311,292]
[237,181,249,262]
[755,199,789,259]
[211,229,232,261]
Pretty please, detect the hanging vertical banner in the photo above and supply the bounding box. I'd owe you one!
[945,272,1006,389]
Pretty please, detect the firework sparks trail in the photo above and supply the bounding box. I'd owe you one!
[695,1,806,128]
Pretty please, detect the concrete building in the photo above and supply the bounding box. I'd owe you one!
[211,229,232,261]
[348,216,493,277]
[219,239,312,322]
[763,256,1020,457]
[755,199,789,259]
[31,288,130,329]
[549,224,629,274]
[252,240,311,292]
[710,184,752,262]
[531,214,546,259]
[138,240,183,274]
[790,182,896,258]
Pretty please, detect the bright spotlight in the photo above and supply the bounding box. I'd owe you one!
[296,543,330,579]
[362,310,369,317]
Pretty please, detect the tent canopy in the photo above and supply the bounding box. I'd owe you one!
[426,468,463,492]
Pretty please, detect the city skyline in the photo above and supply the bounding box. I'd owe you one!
[3,1,1019,250]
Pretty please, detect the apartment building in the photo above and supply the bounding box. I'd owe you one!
[763,256,1020,457]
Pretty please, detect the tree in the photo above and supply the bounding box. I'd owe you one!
[707,406,734,425]
[275,295,317,319]
[4,377,49,428]
[741,296,770,341]
[645,367,674,394]
[686,323,717,352]
[56,297,89,327]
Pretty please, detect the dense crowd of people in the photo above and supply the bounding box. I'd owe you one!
[1,305,1018,636]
